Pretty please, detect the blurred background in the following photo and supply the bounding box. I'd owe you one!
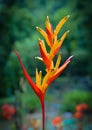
[0,0,92,130]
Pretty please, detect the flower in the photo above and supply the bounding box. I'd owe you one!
[52,116,62,126]
[15,15,73,130]
[76,103,89,112]
[2,104,15,120]
[74,111,83,119]
[15,15,73,96]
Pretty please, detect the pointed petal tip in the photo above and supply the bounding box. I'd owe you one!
[46,16,49,19]
[67,30,70,33]
[65,55,73,64]
[70,55,74,59]
[35,57,37,59]
[35,56,43,61]
[65,15,70,20]
[38,38,42,44]
[39,70,42,75]
[36,26,38,29]
[36,26,40,31]
[38,38,41,41]
[67,15,70,18]
[68,55,74,62]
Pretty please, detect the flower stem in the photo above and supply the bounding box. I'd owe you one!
[40,95,45,130]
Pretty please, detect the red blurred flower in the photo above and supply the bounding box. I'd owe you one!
[81,103,89,110]
[74,111,83,119]
[52,116,62,126]
[76,105,83,112]
[76,104,89,112]
[2,104,15,120]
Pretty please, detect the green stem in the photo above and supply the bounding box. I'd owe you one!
[40,95,45,130]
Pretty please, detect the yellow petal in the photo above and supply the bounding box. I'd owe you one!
[48,61,70,85]
[49,37,58,59]
[39,71,42,88]
[53,30,70,54]
[36,26,51,47]
[38,40,51,70]
[36,68,39,86]
[36,69,42,89]
[40,39,47,54]
[45,16,51,31]
[54,15,70,38]
[55,53,61,69]
[60,30,70,42]
[41,70,52,92]
[45,16,53,46]
[49,30,69,59]
[35,56,43,61]
[45,61,54,73]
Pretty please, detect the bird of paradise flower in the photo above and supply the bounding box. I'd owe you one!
[15,15,73,130]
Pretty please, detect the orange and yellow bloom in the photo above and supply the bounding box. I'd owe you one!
[15,15,73,130]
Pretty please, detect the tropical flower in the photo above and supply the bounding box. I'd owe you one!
[2,104,15,120]
[74,111,83,119]
[76,104,89,112]
[15,15,73,130]
[52,116,62,126]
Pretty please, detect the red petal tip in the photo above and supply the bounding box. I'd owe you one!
[65,55,73,64]
[68,55,74,61]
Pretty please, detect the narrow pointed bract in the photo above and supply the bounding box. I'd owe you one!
[38,40,51,71]
[14,50,43,98]
[45,16,53,46]
[54,15,70,38]
[15,15,73,130]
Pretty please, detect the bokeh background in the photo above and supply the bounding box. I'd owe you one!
[0,0,92,130]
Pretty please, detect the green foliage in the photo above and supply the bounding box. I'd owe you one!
[0,97,15,105]
[71,49,89,75]
[0,1,33,96]
[16,81,40,112]
[22,92,40,112]
[61,90,92,113]
[45,93,56,103]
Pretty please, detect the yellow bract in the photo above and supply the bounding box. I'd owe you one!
[55,54,61,70]
[53,15,70,38]
[36,68,42,89]
[36,27,51,47]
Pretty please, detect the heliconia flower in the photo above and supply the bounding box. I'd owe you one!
[15,15,73,130]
